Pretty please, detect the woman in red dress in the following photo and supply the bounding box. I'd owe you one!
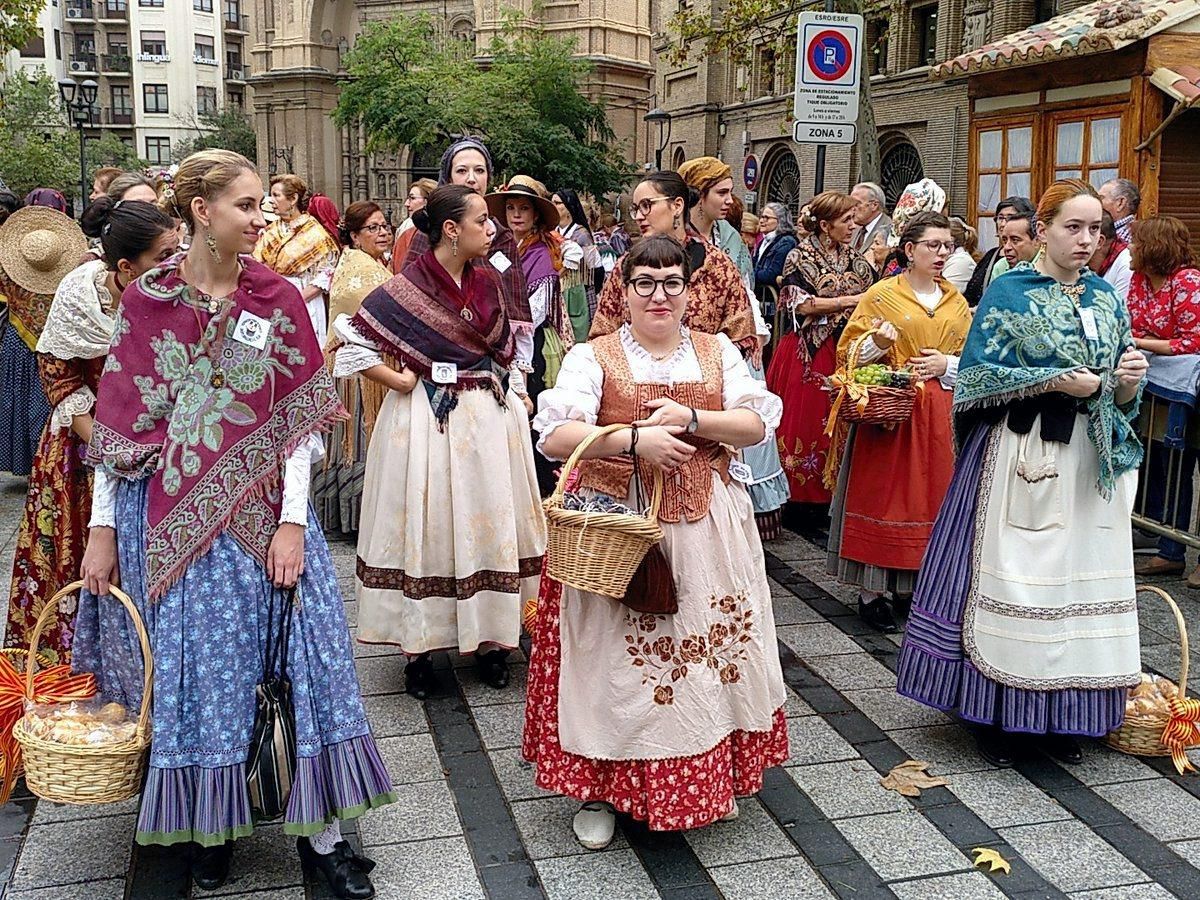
[766,191,876,514]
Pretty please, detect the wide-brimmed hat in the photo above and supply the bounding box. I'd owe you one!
[485,181,559,231]
[0,206,88,294]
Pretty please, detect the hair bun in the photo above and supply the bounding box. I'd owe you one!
[80,195,116,239]
[412,208,433,236]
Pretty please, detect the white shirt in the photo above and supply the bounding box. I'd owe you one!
[855,212,884,250]
[1101,247,1133,302]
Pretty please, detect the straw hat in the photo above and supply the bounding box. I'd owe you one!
[0,206,88,294]
[485,179,559,231]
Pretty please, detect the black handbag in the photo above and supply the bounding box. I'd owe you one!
[246,587,298,821]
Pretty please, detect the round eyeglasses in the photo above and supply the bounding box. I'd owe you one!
[630,276,687,298]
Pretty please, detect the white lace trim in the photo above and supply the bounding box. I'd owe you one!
[36,260,116,361]
[618,323,692,387]
[50,386,97,433]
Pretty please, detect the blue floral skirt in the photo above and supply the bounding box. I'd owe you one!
[73,478,396,846]
[0,328,50,477]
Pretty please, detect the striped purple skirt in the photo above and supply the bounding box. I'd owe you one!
[896,424,1127,737]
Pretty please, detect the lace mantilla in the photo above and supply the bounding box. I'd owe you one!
[35,260,116,361]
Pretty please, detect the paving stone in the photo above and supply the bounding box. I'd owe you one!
[203,824,303,896]
[1000,819,1149,892]
[1170,837,1200,868]
[708,855,834,899]
[784,715,860,767]
[1094,778,1200,841]
[472,701,526,751]
[490,747,554,802]
[1068,742,1162,786]
[351,629,405,658]
[355,654,405,696]
[776,623,862,657]
[946,769,1072,829]
[771,592,826,626]
[376,732,445,784]
[535,848,659,900]
[889,872,1006,899]
[367,835,484,899]
[683,797,797,867]
[1067,885,1178,899]
[835,809,970,880]
[843,688,949,731]
[786,760,909,820]
[361,691,430,738]
[29,795,140,825]
[803,653,896,691]
[457,664,530,707]
[359,780,462,846]
[889,725,998,776]
[511,795,629,860]
[9,814,135,890]
[343,600,358,627]
[5,880,127,900]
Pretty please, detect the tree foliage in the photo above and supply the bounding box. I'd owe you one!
[173,107,258,162]
[86,132,145,172]
[0,0,41,57]
[668,0,885,184]
[0,70,78,196]
[333,14,635,196]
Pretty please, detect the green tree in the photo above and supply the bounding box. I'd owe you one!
[0,70,77,196]
[86,132,145,172]
[0,0,41,57]
[333,14,635,197]
[669,0,885,184]
[173,107,258,162]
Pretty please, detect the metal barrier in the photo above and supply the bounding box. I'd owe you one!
[1132,392,1200,549]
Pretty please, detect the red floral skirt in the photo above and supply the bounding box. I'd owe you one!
[522,574,789,832]
[766,333,835,504]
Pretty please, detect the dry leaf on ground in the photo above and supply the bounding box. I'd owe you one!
[878,759,949,797]
[971,847,1012,875]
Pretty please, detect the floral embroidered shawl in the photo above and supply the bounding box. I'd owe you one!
[779,235,877,368]
[0,273,53,352]
[590,237,759,362]
[252,214,340,279]
[88,254,345,599]
[954,263,1142,499]
[328,249,390,336]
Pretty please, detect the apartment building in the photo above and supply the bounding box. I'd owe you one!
[9,0,252,164]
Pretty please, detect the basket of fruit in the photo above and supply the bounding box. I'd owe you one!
[1105,585,1200,772]
[827,329,919,428]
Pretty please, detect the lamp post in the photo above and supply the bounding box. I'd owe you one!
[644,107,672,171]
[57,77,99,213]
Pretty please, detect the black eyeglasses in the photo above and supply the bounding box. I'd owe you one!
[360,223,391,234]
[630,276,687,297]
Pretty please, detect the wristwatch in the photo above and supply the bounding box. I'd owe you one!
[686,407,699,434]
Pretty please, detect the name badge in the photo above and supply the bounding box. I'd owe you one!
[431,362,458,384]
[1078,307,1099,341]
[729,459,753,484]
[489,252,512,274]
[232,310,271,349]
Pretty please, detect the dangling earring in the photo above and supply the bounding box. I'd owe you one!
[452,236,459,257]
[673,214,682,229]
[204,232,221,263]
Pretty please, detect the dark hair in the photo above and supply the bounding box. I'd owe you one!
[996,195,1034,217]
[81,198,176,270]
[1132,215,1194,275]
[638,171,698,218]
[553,188,590,233]
[0,190,22,228]
[620,234,693,282]
[412,185,477,249]
[1099,211,1117,243]
[339,200,383,246]
[895,212,951,268]
[727,195,744,233]
[1003,211,1035,236]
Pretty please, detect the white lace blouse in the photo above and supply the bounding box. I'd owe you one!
[532,325,782,460]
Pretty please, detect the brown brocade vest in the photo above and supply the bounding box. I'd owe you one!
[577,330,732,524]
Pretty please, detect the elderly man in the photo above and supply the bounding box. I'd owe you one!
[1088,211,1132,301]
[999,211,1039,269]
[1099,177,1140,243]
[850,181,891,254]
[964,195,1033,306]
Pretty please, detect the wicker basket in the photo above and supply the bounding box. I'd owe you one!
[13,581,153,804]
[1105,585,1199,763]
[543,423,665,599]
[832,329,918,428]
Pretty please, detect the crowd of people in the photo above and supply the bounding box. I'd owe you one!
[0,141,1196,891]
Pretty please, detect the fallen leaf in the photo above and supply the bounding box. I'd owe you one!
[971,847,1012,875]
[879,759,949,797]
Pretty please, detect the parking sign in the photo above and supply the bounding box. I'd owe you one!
[793,12,863,144]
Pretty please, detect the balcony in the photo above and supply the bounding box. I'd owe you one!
[223,12,249,32]
[101,107,134,126]
[64,2,96,21]
[225,61,249,81]
[68,53,98,74]
[100,53,131,73]
[97,3,127,21]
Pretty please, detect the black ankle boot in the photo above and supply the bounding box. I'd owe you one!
[973,726,1021,768]
[892,592,913,619]
[404,653,438,701]
[192,840,234,890]
[297,837,376,899]
[1040,733,1083,765]
[857,595,898,633]
[475,648,511,689]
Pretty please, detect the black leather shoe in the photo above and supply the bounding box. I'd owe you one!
[892,592,913,619]
[475,649,511,689]
[858,596,899,633]
[973,727,1020,768]
[192,841,234,890]
[297,837,376,900]
[404,654,438,701]
[1040,733,1084,765]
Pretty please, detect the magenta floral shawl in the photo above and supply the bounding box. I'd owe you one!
[88,254,345,599]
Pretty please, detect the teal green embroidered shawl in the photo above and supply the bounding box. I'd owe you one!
[953,263,1142,499]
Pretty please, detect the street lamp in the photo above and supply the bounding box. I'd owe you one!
[644,107,672,171]
[58,77,99,213]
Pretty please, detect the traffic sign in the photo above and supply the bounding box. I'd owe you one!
[793,11,863,139]
[743,154,759,190]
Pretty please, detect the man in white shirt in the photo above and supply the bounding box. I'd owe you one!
[1088,211,1132,301]
[850,182,891,255]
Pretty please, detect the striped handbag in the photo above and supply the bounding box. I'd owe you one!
[246,587,298,821]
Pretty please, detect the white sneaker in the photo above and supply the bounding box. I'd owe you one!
[572,802,616,850]
[720,799,739,822]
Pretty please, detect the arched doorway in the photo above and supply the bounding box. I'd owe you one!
[880,139,924,211]
[671,145,686,170]
[761,145,802,218]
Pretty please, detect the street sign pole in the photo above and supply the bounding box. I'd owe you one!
[813,0,835,196]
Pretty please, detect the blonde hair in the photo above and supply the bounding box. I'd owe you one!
[167,149,258,229]
[410,178,438,199]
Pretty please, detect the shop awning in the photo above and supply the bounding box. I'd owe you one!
[933,0,1200,78]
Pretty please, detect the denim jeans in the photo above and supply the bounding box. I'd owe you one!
[1141,440,1199,562]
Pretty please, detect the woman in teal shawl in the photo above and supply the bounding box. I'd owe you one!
[896,180,1148,769]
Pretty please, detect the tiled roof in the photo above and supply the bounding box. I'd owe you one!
[933,0,1200,78]
[1152,64,1200,101]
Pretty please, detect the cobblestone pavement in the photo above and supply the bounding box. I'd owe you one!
[3,470,1200,899]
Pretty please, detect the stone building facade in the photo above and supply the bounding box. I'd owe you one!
[249,0,655,220]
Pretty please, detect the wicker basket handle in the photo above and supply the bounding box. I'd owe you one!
[1137,584,1189,694]
[846,326,898,372]
[550,422,664,521]
[26,580,154,740]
